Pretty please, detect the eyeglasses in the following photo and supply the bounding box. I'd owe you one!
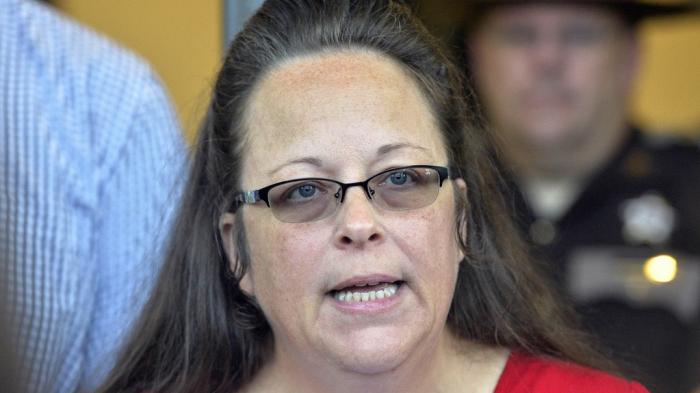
[230,165,454,223]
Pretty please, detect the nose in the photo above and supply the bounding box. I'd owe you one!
[531,33,566,78]
[333,187,384,248]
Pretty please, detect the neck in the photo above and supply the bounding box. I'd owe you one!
[501,118,629,182]
[243,330,508,393]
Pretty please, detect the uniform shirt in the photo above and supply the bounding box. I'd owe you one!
[495,352,649,393]
[506,129,700,393]
[0,0,186,391]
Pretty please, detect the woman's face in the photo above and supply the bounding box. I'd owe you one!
[222,50,466,375]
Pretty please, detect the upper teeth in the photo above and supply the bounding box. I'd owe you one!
[334,283,399,303]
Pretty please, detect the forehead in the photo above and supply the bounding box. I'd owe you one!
[242,50,445,182]
[478,4,624,29]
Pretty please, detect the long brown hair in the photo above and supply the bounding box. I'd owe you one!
[100,1,610,392]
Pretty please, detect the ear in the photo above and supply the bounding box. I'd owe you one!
[219,212,255,296]
[454,177,468,196]
[453,178,469,263]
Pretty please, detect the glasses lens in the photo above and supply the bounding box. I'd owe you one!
[369,167,440,211]
[267,179,340,223]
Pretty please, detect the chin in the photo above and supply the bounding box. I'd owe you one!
[317,324,428,375]
[518,115,582,150]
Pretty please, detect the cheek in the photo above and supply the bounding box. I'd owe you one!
[245,217,328,299]
[570,49,623,91]
[243,221,326,336]
[392,203,462,288]
[478,51,528,111]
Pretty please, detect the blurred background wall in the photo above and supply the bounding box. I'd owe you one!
[51,1,700,141]
[635,15,700,135]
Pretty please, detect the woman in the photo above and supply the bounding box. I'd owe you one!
[100,1,648,392]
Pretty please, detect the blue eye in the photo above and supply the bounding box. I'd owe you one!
[389,171,408,185]
[290,184,317,199]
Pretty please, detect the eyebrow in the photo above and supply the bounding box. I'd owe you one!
[376,142,428,157]
[267,142,430,176]
[267,156,324,176]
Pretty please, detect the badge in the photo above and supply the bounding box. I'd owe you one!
[619,192,676,246]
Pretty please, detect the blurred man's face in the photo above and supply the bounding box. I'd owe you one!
[469,4,637,154]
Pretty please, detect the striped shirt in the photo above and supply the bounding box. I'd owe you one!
[0,0,187,391]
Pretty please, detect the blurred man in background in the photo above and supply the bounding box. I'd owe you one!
[0,0,185,391]
[463,1,700,392]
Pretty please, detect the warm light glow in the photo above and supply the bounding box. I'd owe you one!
[643,254,678,284]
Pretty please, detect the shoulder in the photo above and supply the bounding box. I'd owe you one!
[635,131,700,174]
[12,0,170,131]
[11,1,181,171]
[617,130,700,219]
[494,352,649,393]
[14,0,155,82]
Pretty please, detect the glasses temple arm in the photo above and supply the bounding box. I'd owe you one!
[230,190,260,212]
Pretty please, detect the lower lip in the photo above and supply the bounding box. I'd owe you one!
[329,284,404,314]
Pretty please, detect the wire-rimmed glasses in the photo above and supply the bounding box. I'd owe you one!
[230,165,454,223]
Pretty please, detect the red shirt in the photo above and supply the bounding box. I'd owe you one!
[494,352,650,393]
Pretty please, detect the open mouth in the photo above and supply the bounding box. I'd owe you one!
[330,281,404,303]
